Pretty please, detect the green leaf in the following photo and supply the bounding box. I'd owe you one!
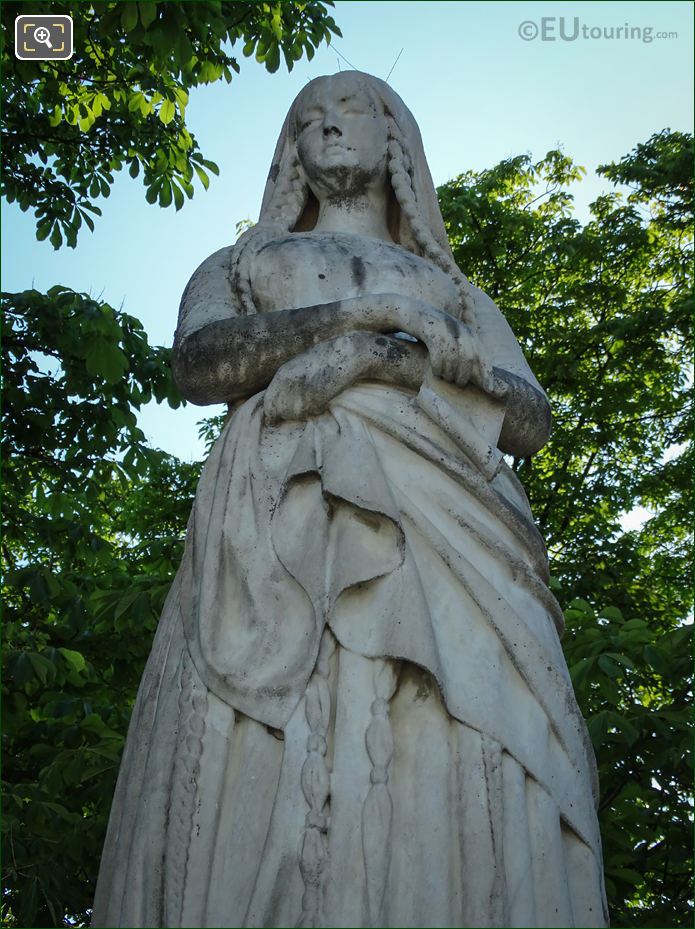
[86,744,122,762]
[159,99,176,125]
[113,588,142,620]
[127,91,145,113]
[598,654,621,678]
[569,656,594,688]
[138,1,157,29]
[145,181,161,204]
[158,181,172,208]
[194,164,209,190]
[598,605,623,622]
[58,648,87,673]
[27,652,56,685]
[568,598,594,614]
[85,341,130,383]
[172,183,184,211]
[36,219,52,241]
[201,159,220,176]
[587,710,609,748]
[265,44,280,74]
[80,209,96,232]
[10,652,34,688]
[49,223,63,249]
[174,31,193,68]
[40,801,73,819]
[173,86,189,108]
[620,618,649,633]
[121,3,138,32]
[643,644,670,675]
[607,867,646,887]
[615,714,641,747]
[18,877,38,928]
[596,674,620,705]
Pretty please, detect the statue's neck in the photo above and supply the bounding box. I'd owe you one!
[313,190,392,241]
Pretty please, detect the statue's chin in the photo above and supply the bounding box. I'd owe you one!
[314,164,383,203]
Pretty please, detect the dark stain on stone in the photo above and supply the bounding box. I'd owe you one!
[444,313,459,338]
[386,341,409,362]
[414,679,431,703]
[256,234,299,255]
[350,255,366,289]
[268,163,280,183]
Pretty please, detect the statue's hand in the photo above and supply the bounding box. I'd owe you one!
[263,334,372,424]
[418,310,508,400]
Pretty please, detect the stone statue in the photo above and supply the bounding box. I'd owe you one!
[93,71,607,928]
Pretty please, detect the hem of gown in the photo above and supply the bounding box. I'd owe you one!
[94,619,608,929]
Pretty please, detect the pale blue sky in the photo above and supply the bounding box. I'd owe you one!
[4,0,693,461]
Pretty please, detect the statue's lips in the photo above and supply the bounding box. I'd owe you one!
[323,141,351,153]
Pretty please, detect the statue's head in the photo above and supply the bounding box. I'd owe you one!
[234,72,475,324]
[290,72,390,209]
[259,72,454,259]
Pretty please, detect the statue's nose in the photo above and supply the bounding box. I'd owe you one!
[323,123,342,138]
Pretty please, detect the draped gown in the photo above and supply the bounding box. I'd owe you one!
[92,232,608,928]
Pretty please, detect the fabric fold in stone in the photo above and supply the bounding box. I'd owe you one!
[176,381,598,850]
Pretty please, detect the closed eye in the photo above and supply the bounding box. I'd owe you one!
[299,108,323,131]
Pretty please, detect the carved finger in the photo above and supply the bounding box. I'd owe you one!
[473,359,509,399]
[454,360,471,387]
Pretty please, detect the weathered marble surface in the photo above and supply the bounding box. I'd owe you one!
[93,71,608,928]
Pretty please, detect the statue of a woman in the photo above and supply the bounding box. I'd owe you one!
[93,72,607,928]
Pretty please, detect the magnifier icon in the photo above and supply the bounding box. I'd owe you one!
[33,25,53,49]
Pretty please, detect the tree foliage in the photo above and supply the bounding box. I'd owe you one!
[3,290,197,927]
[2,8,692,920]
[438,130,693,927]
[2,0,340,246]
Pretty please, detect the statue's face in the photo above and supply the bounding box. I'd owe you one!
[295,73,389,202]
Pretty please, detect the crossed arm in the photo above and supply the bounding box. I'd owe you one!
[172,293,550,457]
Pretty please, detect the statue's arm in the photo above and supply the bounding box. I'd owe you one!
[173,296,427,405]
[471,286,551,458]
[492,367,551,458]
[262,331,427,423]
[173,258,498,406]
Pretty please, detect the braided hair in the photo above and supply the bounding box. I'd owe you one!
[231,152,308,316]
[383,114,476,326]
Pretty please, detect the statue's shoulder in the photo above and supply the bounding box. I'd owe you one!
[468,283,546,394]
[468,283,503,318]
[175,244,240,343]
